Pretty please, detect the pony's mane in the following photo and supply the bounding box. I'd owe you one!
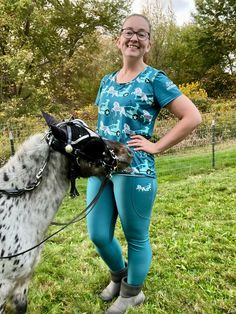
[15,133,47,155]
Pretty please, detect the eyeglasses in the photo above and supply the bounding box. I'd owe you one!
[121,28,150,41]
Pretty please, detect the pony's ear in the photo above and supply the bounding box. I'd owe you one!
[42,112,59,127]
[50,125,67,141]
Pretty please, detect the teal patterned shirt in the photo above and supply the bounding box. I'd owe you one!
[95,66,182,178]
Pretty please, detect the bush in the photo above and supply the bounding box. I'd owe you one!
[158,81,209,120]
[201,66,236,98]
[179,81,210,112]
[208,98,236,113]
[74,104,98,129]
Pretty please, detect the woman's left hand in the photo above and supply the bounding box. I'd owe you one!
[127,135,157,154]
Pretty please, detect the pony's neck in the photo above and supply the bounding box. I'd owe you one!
[0,133,70,248]
[0,134,50,188]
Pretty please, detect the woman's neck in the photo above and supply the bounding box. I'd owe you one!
[116,61,148,84]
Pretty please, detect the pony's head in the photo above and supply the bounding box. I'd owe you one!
[42,112,132,178]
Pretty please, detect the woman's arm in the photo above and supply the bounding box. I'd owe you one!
[127,94,202,154]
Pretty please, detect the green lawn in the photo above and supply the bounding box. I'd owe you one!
[157,144,236,183]
[21,154,236,314]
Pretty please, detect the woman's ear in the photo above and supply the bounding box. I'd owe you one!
[146,40,152,53]
[116,36,121,49]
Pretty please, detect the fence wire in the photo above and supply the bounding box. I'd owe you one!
[0,113,235,177]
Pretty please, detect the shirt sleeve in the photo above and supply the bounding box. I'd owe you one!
[153,71,182,108]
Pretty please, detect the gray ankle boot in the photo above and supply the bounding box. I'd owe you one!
[100,264,128,301]
[105,277,145,314]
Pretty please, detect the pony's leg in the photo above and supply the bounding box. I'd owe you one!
[12,280,30,314]
[0,281,12,314]
[0,302,6,314]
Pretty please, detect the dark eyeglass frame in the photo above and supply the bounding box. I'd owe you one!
[121,28,150,41]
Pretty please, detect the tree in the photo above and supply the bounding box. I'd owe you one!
[193,0,236,96]
[141,0,235,97]
[142,0,204,84]
[164,23,208,84]
[0,0,131,119]
[142,0,176,73]
[194,0,236,73]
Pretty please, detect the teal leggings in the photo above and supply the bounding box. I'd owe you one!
[86,175,157,286]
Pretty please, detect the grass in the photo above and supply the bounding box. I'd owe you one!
[157,142,236,183]
[9,149,236,314]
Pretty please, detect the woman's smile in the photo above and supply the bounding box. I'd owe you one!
[127,43,140,49]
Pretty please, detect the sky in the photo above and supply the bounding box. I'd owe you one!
[131,0,196,26]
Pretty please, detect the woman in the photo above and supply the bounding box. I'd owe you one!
[86,14,202,314]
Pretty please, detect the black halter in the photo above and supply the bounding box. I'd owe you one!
[48,118,118,171]
[0,155,49,197]
[46,119,118,196]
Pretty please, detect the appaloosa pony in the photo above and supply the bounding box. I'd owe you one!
[0,112,132,313]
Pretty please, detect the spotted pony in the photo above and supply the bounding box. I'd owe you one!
[0,112,132,313]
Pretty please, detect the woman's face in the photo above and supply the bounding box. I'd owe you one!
[117,16,151,61]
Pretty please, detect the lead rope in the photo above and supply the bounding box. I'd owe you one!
[0,176,109,259]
